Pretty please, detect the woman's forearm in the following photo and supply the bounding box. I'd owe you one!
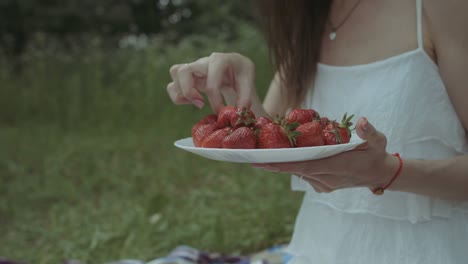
[389,155,468,201]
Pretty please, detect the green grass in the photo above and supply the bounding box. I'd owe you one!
[0,25,303,263]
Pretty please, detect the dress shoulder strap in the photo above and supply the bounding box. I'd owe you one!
[416,0,423,49]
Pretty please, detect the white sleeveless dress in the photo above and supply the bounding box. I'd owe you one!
[286,0,468,263]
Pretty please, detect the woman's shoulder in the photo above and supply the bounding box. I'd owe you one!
[423,0,468,39]
[423,0,468,133]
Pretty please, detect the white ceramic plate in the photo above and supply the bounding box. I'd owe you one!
[174,135,365,163]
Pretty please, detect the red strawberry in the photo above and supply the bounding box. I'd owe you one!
[295,121,325,147]
[232,107,256,128]
[192,123,217,147]
[325,122,338,131]
[322,113,354,145]
[200,114,218,125]
[320,117,330,128]
[222,127,256,149]
[321,117,339,131]
[217,106,237,128]
[323,129,341,145]
[254,116,273,129]
[217,106,256,129]
[338,128,351,143]
[286,109,320,124]
[201,127,231,148]
[337,113,354,143]
[191,114,219,147]
[257,122,293,149]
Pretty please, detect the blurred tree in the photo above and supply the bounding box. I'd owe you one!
[0,0,254,57]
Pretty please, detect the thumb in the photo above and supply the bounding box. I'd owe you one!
[356,117,387,149]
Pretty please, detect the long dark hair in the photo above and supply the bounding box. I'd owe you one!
[255,0,332,108]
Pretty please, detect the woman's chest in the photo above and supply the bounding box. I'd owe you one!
[319,0,435,66]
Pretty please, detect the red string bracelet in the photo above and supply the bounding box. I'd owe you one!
[372,153,403,195]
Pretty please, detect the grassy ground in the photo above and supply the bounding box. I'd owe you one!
[0,26,303,263]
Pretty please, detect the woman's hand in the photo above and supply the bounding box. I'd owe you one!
[167,52,265,115]
[252,117,400,193]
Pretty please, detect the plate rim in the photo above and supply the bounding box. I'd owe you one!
[174,136,365,152]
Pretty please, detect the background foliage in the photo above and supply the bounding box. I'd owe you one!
[0,1,303,263]
[0,0,254,57]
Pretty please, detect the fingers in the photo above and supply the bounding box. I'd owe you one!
[206,53,255,111]
[221,88,238,106]
[206,53,229,113]
[354,141,369,151]
[168,64,192,106]
[177,63,206,108]
[167,82,190,105]
[356,117,387,150]
[232,55,255,108]
[169,58,209,109]
[168,53,256,113]
[257,161,329,175]
[300,175,334,193]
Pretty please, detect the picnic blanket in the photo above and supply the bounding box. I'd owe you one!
[2,244,292,264]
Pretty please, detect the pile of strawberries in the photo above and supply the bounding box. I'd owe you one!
[191,106,354,149]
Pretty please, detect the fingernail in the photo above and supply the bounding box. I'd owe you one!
[362,118,369,131]
[192,99,204,109]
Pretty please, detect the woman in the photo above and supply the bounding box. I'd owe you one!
[167,0,468,263]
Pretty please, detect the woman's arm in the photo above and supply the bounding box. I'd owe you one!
[386,0,468,200]
[167,53,287,119]
[389,157,468,201]
[262,72,289,118]
[253,118,468,201]
[425,0,468,131]
[251,1,468,201]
